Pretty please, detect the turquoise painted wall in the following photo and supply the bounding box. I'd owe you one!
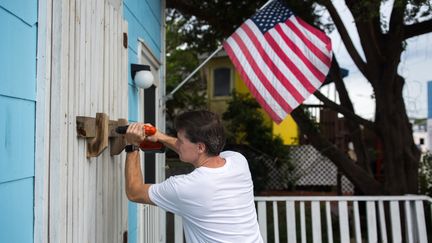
[0,0,38,242]
[428,81,432,119]
[123,0,162,242]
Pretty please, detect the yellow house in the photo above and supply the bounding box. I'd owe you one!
[201,50,300,145]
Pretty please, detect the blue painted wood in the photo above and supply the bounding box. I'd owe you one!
[128,49,138,85]
[0,96,35,183]
[124,0,162,26]
[124,1,163,242]
[128,50,140,122]
[128,84,139,124]
[0,7,37,101]
[145,0,162,20]
[128,202,138,243]
[0,0,37,26]
[124,2,161,57]
[0,178,34,243]
[428,81,432,118]
[127,46,140,243]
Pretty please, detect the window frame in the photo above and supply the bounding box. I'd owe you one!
[211,66,233,99]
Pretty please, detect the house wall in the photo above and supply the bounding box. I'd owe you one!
[272,116,299,145]
[1,0,165,242]
[35,0,131,242]
[0,1,37,242]
[206,55,299,145]
[428,81,432,152]
[207,57,234,115]
[123,0,166,242]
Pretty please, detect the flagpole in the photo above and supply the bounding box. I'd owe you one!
[164,45,224,101]
[163,0,275,102]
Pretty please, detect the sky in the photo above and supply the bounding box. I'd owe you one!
[305,0,432,120]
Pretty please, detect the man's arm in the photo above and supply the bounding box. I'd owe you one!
[151,131,178,153]
[125,150,154,204]
[124,123,155,204]
[123,123,178,205]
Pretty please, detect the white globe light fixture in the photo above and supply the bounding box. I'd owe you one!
[131,64,154,89]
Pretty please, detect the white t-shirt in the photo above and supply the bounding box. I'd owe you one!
[149,151,263,243]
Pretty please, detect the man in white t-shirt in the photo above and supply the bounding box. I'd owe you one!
[124,110,263,243]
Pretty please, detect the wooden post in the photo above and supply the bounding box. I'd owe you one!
[87,113,109,158]
[110,118,128,156]
[76,113,128,157]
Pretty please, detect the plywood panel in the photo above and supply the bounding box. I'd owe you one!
[48,0,129,242]
[48,0,70,241]
[34,0,53,242]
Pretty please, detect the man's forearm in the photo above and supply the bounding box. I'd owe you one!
[124,151,154,204]
[125,151,144,201]
[158,133,178,153]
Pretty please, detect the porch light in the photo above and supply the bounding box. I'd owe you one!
[131,64,154,89]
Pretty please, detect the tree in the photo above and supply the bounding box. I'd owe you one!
[222,92,296,192]
[166,0,432,195]
[165,10,207,134]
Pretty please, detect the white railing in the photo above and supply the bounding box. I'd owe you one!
[255,195,432,243]
[172,195,432,243]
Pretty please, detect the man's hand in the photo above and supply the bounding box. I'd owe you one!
[125,123,148,146]
[126,123,178,153]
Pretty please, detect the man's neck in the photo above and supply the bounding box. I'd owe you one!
[195,155,225,168]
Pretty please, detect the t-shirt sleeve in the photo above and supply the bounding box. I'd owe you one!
[149,176,182,215]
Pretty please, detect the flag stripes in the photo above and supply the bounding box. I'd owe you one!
[231,33,296,115]
[223,0,332,123]
[242,21,310,101]
[224,41,287,122]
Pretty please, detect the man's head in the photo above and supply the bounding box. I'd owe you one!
[174,110,226,157]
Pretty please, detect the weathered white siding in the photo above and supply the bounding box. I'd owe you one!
[36,0,129,242]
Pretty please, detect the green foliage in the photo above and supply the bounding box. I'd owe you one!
[165,11,207,133]
[166,0,316,52]
[166,0,432,195]
[419,153,432,196]
[222,92,296,191]
[222,92,288,159]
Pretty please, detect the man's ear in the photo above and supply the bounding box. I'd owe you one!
[197,142,206,153]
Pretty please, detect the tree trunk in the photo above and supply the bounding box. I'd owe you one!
[291,107,385,195]
[374,74,421,194]
[329,60,372,175]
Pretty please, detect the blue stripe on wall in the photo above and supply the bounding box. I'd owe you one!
[0,177,34,243]
[124,2,161,58]
[128,49,140,122]
[128,48,138,85]
[0,0,37,26]
[128,202,138,243]
[0,95,35,183]
[124,0,163,242]
[0,6,37,101]
[0,2,37,243]
[146,0,162,22]
[126,30,140,243]
[428,81,432,118]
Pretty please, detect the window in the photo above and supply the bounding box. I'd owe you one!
[213,67,231,97]
[420,138,425,145]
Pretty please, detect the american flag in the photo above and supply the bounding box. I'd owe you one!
[223,0,332,123]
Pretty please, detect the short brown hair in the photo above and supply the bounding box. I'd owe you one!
[175,110,226,156]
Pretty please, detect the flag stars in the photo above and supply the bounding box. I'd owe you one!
[251,0,293,33]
